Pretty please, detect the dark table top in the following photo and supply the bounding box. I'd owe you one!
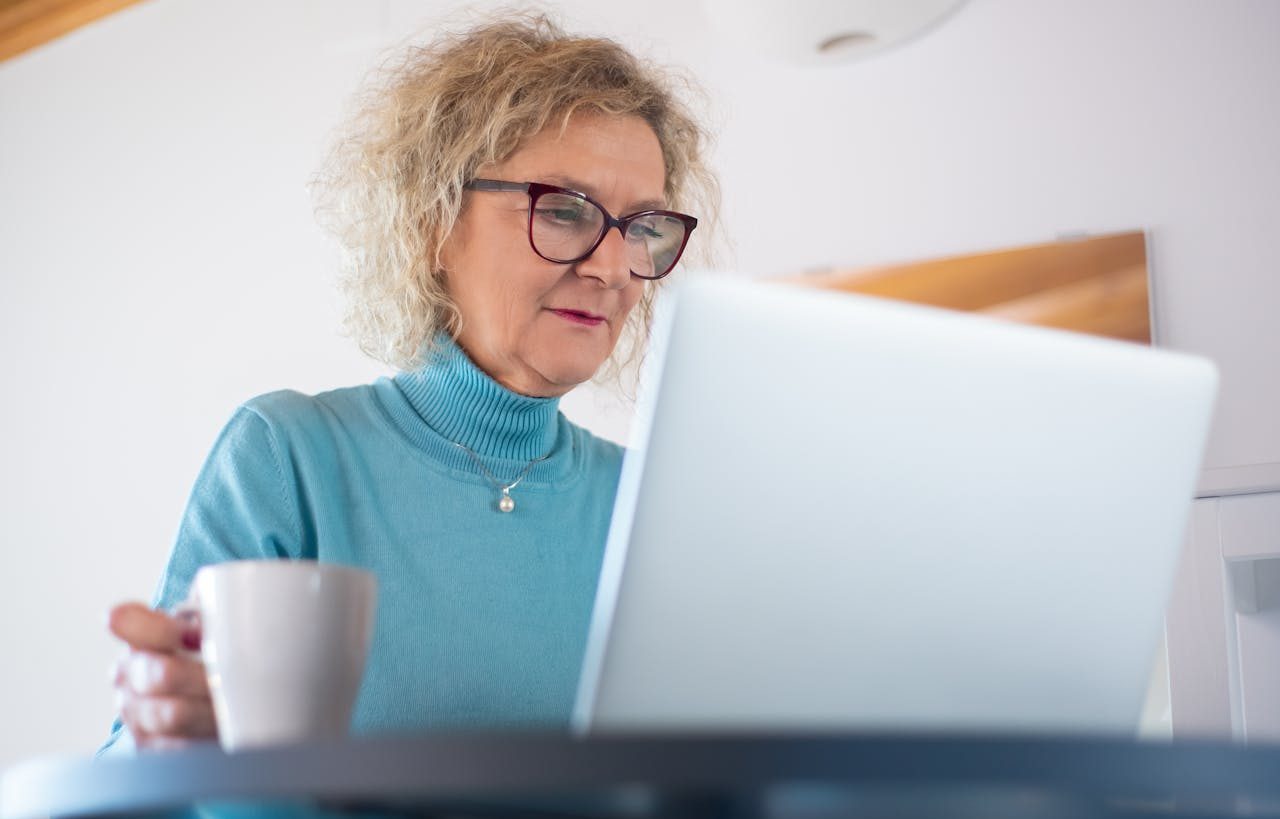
[4,732,1280,819]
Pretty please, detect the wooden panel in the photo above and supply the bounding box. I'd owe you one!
[0,0,147,63]
[803,232,1145,312]
[790,231,1151,343]
[980,263,1151,341]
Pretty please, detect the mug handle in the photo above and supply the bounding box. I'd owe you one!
[168,596,203,661]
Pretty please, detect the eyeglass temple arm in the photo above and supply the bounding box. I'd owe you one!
[464,179,530,192]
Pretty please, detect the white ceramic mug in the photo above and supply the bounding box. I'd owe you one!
[186,560,377,751]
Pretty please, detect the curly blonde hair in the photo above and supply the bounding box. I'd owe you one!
[313,12,720,375]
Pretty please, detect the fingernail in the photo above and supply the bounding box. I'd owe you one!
[181,628,201,652]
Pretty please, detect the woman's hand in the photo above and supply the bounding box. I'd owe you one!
[108,602,217,749]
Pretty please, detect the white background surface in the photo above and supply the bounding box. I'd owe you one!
[2,0,1278,768]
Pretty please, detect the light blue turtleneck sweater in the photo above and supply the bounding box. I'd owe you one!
[102,339,624,751]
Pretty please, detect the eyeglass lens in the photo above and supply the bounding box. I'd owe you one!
[531,191,688,278]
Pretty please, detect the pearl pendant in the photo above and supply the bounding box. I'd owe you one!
[498,493,515,513]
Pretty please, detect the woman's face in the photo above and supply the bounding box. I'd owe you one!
[441,114,666,397]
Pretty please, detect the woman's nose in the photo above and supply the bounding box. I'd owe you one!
[575,227,632,289]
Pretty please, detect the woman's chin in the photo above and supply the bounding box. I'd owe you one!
[531,354,608,395]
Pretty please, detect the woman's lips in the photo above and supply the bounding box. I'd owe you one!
[549,308,606,327]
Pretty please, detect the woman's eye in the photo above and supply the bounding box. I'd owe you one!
[537,207,584,224]
[629,223,663,240]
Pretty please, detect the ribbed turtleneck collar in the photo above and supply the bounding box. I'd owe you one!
[391,336,561,462]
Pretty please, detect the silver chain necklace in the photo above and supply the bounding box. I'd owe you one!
[453,442,552,513]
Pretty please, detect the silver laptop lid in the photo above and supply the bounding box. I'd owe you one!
[574,276,1217,735]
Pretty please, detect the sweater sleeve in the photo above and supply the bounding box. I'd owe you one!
[150,405,306,611]
[99,404,305,756]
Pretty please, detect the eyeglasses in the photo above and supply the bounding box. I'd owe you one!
[463,179,698,280]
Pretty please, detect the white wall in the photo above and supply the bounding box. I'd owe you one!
[701,0,1280,482]
[2,0,1278,769]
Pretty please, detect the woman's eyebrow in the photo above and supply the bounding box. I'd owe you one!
[539,174,667,212]
[628,197,669,212]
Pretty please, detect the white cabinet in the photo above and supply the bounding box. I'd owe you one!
[1168,493,1280,740]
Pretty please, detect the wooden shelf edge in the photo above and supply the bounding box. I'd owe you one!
[0,0,148,63]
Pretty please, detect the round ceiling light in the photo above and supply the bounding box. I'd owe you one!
[700,0,968,66]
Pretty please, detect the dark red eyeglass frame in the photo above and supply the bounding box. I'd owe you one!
[464,178,698,280]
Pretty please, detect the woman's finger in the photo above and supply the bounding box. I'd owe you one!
[120,694,218,741]
[110,653,127,688]
[136,735,207,752]
[119,650,210,698]
[107,602,193,653]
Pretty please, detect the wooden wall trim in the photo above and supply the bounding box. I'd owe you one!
[800,231,1146,312]
[789,231,1151,344]
[0,0,147,63]
[979,263,1151,341]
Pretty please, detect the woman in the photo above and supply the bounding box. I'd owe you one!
[103,14,716,752]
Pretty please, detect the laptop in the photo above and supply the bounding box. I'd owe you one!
[572,275,1218,735]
